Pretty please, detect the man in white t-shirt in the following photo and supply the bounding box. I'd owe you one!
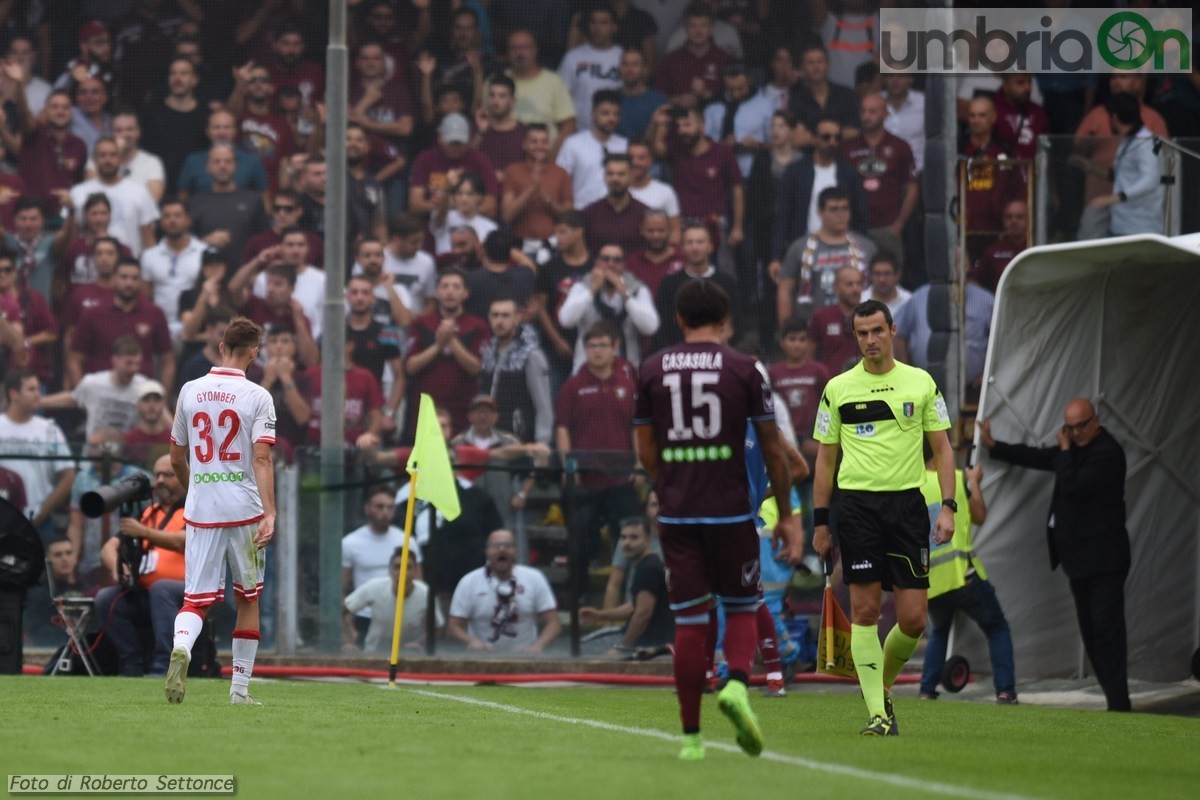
[558,5,623,132]
[447,528,561,655]
[556,89,628,208]
[0,370,76,541]
[344,547,442,653]
[69,136,160,257]
[39,336,150,436]
[352,237,414,328]
[382,213,437,315]
[342,485,422,647]
[140,199,207,338]
[627,142,681,244]
[167,317,277,706]
[85,111,167,204]
[232,228,327,339]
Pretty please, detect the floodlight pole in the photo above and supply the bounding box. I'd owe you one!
[319,0,348,653]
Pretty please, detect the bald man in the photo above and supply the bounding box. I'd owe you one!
[979,399,1131,711]
[840,93,919,270]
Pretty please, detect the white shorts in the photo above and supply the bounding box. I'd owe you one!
[182,523,266,609]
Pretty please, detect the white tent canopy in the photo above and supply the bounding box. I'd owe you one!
[968,233,1200,683]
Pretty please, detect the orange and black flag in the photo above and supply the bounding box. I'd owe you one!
[817,557,857,678]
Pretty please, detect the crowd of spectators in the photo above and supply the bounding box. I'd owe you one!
[0,0,1194,656]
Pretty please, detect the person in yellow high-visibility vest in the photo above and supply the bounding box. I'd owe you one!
[918,441,1017,704]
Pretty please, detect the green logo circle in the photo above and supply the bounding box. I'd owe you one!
[1098,12,1155,70]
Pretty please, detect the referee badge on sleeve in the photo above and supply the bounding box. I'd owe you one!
[816,410,831,437]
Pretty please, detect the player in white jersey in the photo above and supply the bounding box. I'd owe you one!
[166,317,277,705]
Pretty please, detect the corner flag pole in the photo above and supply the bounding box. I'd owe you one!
[388,468,420,686]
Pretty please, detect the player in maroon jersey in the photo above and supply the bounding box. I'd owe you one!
[635,279,802,760]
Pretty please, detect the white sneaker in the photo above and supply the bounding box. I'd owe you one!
[230,692,262,706]
[164,647,190,704]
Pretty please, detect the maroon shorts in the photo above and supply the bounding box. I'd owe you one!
[659,521,761,611]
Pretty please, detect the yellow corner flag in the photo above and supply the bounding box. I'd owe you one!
[390,394,462,683]
[405,393,461,521]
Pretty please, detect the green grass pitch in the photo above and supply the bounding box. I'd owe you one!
[2,676,1198,800]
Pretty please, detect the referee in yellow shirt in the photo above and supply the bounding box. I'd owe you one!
[811,299,957,736]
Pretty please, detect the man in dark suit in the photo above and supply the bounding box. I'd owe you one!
[768,116,867,280]
[980,398,1131,711]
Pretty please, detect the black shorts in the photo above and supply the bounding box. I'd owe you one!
[836,489,930,590]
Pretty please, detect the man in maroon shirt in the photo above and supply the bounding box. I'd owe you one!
[266,23,325,107]
[0,464,27,514]
[808,264,863,376]
[768,316,829,456]
[971,200,1028,293]
[960,96,1021,264]
[554,320,641,585]
[68,257,174,391]
[18,90,86,216]
[582,153,648,254]
[238,263,319,369]
[626,209,685,298]
[650,105,744,250]
[992,73,1048,163]
[840,94,919,268]
[306,340,385,449]
[228,62,299,193]
[0,248,56,388]
[408,113,499,220]
[473,75,527,180]
[654,4,729,108]
[242,189,323,268]
[123,381,172,467]
[405,269,489,437]
[633,278,800,759]
[348,41,414,151]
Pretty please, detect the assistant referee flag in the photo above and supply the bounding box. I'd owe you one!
[406,393,461,521]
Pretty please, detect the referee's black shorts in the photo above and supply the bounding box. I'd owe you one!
[836,488,931,590]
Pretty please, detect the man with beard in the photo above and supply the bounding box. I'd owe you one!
[177,110,268,199]
[992,73,1048,163]
[348,41,414,151]
[346,123,389,242]
[627,142,681,245]
[68,259,174,392]
[186,144,270,264]
[652,222,737,351]
[448,528,561,655]
[478,297,553,445]
[345,274,404,440]
[265,22,325,108]
[501,124,573,242]
[139,59,209,196]
[234,228,326,340]
[473,76,526,178]
[227,63,297,194]
[408,113,499,219]
[352,237,413,329]
[69,137,159,257]
[18,90,86,216]
[556,90,628,208]
[582,153,647,255]
[405,269,489,435]
[93,454,188,676]
[626,209,685,299]
[140,200,208,339]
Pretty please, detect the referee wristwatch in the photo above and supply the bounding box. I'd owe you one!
[941,498,958,513]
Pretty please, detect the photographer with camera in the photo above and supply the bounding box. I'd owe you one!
[92,455,186,677]
[447,529,561,656]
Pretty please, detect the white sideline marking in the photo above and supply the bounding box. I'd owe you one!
[411,689,1039,800]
